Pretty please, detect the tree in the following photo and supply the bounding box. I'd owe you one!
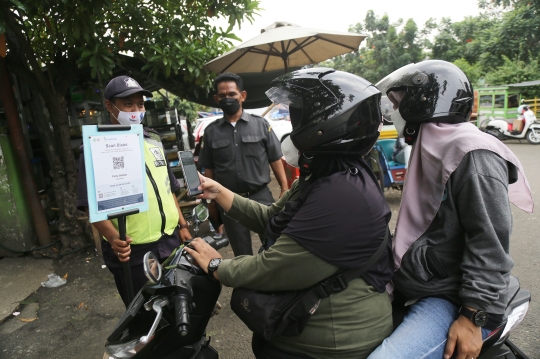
[326,11,429,83]
[0,0,259,253]
[478,4,540,69]
[432,1,540,73]
[484,55,540,97]
[152,90,210,122]
[453,58,482,85]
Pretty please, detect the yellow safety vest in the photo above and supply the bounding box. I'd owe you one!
[110,133,179,244]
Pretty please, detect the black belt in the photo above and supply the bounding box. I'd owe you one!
[236,185,266,198]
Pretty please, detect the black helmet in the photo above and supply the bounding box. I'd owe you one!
[265,68,382,155]
[376,60,474,124]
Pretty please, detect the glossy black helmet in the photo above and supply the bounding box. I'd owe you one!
[265,68,382,155]
[376,60,474,124]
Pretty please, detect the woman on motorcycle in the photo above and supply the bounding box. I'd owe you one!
[367,60,533,359]
[185,68,393,359]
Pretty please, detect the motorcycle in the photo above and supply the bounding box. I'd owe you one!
[102,208,532,359]
[480,116,540,144]
[102,204,228,359]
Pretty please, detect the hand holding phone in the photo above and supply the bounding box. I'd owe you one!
[178,151,203,196]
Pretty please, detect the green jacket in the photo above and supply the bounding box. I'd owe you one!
[218,181,392,359]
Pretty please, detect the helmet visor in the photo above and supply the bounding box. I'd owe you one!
[265,86,304,108]
[376,63,429,96]
[266,82,338,129]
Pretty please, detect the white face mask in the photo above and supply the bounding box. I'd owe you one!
[281,135,300,168]
[391,110,407,137]
[387,89,408,137]
[112,104,145,125]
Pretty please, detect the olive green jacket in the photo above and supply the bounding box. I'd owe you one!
[217,181,392,359]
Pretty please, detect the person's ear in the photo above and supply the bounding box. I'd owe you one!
[105,99,114,113]
[240,90,247,103]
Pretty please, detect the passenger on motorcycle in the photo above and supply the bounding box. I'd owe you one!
[186,68,394,359]
[368,60,534,359]
[521,105,537,130]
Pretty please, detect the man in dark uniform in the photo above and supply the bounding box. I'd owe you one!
[198,72,288,256]
[77,76,191,306]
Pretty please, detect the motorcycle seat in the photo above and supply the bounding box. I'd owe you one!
[507,276,520,305]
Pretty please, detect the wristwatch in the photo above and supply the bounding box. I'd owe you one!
[207,258,222,281]
[459,306,489,327]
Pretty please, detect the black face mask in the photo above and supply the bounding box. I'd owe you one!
[219,98,241,116]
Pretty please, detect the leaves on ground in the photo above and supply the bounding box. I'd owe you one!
[18,318,38,323]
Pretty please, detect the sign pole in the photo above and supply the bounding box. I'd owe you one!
[108,208,139,304]
[117,216,133,302]
[108,209,139,303]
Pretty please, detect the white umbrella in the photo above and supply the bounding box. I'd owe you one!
[204,22,366,74]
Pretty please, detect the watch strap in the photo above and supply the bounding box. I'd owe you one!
[207,258,222,281]
[459,306,487,326]
[459,306,475,320]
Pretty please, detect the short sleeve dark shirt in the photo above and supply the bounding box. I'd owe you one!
[76,128,181,210]
[198,111,283,193]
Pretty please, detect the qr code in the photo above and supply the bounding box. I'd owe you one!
[113,156,124,170]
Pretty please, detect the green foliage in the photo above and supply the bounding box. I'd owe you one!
[484,55,540,97]
[431,16,498,65]
[152,91,209,123]
[325,11,430,83]
[1,0,260,96]
[479,4,540,69]
[327,3,540,94]
[479,0,540,14]
[453,58,482,84]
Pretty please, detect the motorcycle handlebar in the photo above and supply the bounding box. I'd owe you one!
[197,236,229,251]
[174,294,190,336]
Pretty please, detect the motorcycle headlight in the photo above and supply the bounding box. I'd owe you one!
[103,336,152,359]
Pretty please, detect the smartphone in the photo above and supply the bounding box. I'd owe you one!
[178,151,203,196]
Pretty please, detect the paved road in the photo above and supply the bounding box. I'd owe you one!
[502,142,540,357]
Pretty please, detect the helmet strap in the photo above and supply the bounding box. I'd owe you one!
[298,153,314,176]
[404,123,420,145]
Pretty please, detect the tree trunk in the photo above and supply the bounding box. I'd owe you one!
[41,88,87,251]
[2,11,91,253]
[8,63,89,252]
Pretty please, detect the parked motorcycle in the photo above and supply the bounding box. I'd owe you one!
[480,116,540,144]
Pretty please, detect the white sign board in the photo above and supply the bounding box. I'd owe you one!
[82,125,148,222]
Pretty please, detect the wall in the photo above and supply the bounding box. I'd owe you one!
[0,134,36,257]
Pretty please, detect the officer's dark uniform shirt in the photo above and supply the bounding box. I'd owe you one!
[198,111,283,194]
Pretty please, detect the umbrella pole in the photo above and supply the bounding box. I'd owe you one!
[284,57,288,73]
[262,103,275,117]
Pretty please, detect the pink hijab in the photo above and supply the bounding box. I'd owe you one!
[393,121,534,270]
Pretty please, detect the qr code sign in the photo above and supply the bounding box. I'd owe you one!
[113,156,124,170]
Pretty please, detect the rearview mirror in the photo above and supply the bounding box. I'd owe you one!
[143,252,163,284]
[192,203,209,223]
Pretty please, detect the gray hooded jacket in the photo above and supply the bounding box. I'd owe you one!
[394,149,516,315]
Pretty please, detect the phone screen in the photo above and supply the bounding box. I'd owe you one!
[179,151,202,196]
